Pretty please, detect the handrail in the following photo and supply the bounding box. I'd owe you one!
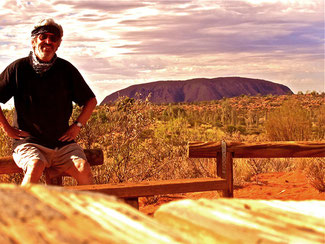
[188,141,325,158]
[188,141,325,198]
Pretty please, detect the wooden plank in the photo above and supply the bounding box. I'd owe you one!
[189,141,222,158]
[66,178,227,198]
[0,149,104,175]
[0,184,196,244]
[224,152,233,198]
[189,141,325,158]
[155,198,325,244]
[216,152,222,178]
[0,156,22,174]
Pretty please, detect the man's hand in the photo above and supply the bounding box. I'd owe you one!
[59,124,80,142]
[59,97,97,142]
[0,106,29,139]
[3,126,30,140]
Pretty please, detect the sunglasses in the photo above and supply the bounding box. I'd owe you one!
[38,33,60,42]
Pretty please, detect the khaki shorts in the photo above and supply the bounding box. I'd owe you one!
[13,143,87,179]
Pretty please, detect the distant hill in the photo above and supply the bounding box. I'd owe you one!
[100,77,293,104]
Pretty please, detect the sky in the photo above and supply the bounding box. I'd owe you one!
[0,0,324,108]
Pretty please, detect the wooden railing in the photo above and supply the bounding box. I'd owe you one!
[1,142,323,209]
[188,141,325,197]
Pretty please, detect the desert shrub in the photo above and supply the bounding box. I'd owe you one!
[0,109,14,157]
[246,158,270,183]
[0,131,12,157]
[234,158,296,186]
[267,158,295,172]
[0,109,24,184]
[154,117,190,146]
[233,159,254,186]
[313,104,325,139]
[160,104,186,121]
[247,159,270,175]
[265,99,312,140]
[100,97,156,182]
[225,125,237,135]
[88,97,200,183]
[305,158,325,192]
[225,125,247,135]
[72,106,110,149]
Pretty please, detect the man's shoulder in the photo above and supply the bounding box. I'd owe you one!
[56,57,74,68]
[55,57,81,75]
[6,56,30,70]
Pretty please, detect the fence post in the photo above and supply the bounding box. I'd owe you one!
[225,152,234,197]
[221,140,227,178]
[216,152,223,178]
[220,140,234,197]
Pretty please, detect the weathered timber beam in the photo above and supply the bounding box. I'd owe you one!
[155,199,325,243]
[66,178,227,198]
[0,184,194,243]
[188,141,325,158]
[0,149,103,175]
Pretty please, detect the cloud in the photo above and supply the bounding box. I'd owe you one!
[116,1,323,57]
[54,0,147,12]
[0,0,324,105]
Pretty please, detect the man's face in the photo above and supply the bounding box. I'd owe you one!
[32,33,61,62]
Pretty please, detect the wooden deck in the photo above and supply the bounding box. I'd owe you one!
[1,184,324,244]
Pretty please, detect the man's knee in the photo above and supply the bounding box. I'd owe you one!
[73,158,91,173]
[27,159,45,171]
[22,159,46,185]
[68,159,93,185]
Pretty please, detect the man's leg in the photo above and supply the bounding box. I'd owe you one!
[21,159,46,185]
[64,158,94,185]
[13,143,49,186]
[54,143,94,185]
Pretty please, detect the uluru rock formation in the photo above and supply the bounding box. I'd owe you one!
[100,77,293,104]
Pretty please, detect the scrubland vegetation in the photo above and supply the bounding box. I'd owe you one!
[1,92,324,192]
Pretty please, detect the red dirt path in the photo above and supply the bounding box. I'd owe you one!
[139,170,325,216]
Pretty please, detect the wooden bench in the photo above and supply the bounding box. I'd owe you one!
[0,149,104,185]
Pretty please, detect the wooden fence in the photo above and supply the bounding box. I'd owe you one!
[188,141,325,197]
[0,141,324,208]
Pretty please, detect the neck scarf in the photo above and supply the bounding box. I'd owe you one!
[29,51,57,75]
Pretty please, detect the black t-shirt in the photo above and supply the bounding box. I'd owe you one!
[0,56,95,149]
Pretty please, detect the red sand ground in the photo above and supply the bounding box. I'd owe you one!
[139,170,325,216]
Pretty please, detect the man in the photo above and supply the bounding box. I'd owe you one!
[0,18,97,185]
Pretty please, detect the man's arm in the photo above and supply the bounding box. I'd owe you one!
[59,97,97,142]
[0,105,29,139]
